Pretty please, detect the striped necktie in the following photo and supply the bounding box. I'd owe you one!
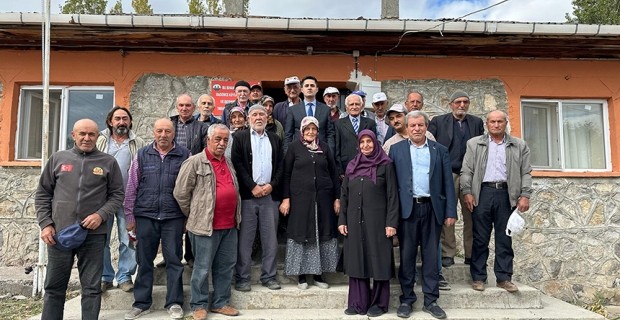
[352,117,358,134]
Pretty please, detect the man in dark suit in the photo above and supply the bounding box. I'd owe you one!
[428,91,484,268]
[334,94,377,178]
[284,75,335,155]
[389,110,457,319]
[231,104,284,292]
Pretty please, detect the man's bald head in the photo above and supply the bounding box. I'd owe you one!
[71,119,99,152]
[153,118,175,152]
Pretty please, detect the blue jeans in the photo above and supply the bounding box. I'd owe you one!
[133,216,184,310]
[188,228,237,311]
[102,207,137,284]
[42,233,106,320]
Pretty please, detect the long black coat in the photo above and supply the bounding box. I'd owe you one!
[282,140,340,244]
[338,163,399,280]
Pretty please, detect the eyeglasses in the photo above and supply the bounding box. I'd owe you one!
[453,100,470,105]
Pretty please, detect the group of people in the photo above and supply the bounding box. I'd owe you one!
[34,74,532,320]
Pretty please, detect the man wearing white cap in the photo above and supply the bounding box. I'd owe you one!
[273,76,302,126]
[323,87,341,121]
[371,92,393,144]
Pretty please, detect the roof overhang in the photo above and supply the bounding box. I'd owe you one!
[2,13,620,59]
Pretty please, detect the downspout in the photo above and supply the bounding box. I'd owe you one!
[34,0,51,297]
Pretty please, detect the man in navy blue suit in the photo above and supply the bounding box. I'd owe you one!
[388,110,457,319]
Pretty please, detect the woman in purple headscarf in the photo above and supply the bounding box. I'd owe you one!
[338,129,399,317]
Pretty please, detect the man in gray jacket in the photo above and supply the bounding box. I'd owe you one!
[97,106,146,293]
[36,118,125,320]
[174,123,242,319]
[460,110,532,293]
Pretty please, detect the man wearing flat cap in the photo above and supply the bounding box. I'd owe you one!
[231,104,284,292]
[222,80,252,128]
[428,91,484,268]
[249,84,264,105]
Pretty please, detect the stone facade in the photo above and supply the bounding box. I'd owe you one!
[0,75,618,305]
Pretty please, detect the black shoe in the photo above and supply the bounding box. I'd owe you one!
[262,279,281,290]
[367,305,385,317]
[234,281,251,292]
[423,302,447,319]
[155,259,166,268]
[464,258,471,265]
[344,307,358,315]
[438,275,451,291]
[441,257,454,268]
[396,303,412,318]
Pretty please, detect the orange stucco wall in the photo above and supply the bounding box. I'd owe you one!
[1,50,619,175]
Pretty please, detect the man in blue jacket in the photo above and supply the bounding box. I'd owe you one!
[388,111,457,319]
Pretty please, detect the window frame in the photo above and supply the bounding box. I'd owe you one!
[520,98,612,172]
[15,85,115,161]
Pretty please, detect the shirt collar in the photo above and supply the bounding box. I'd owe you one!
[349,114,361,122]
[304,99,316,106]
[408,138,429,148]
[205,148,225,162]
[488,134,506,144]
[154,141,176,155]
[250,127,267,137]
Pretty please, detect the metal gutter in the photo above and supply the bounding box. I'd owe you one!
[2,13,620,37]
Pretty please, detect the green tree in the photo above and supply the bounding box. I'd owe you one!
[109,0,123,14]
[566,0,620,24]
[60,0,108,14]
[188,0,249,15]
[188,0,207,14]
[132,0,154,14]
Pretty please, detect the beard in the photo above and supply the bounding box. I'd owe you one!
[113,125,129,136]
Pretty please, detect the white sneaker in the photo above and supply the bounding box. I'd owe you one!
[124,307,150,320]
[168,304,184,319]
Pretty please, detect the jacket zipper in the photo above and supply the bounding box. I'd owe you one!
[75,151,86,223]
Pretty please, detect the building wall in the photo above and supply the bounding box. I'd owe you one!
[0,50,619,303]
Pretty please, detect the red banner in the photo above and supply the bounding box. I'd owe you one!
[211,80,260,116]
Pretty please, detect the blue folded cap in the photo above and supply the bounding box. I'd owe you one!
[52,222,88,251]
[351,90,366,97]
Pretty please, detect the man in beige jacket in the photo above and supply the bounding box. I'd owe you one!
[174,123,242,320]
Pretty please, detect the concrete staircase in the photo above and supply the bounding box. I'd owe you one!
[30,249,604,320]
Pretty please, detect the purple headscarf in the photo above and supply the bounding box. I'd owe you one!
[345,129,393,184]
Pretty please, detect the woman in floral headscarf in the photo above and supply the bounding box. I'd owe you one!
[280,116,340,290]
[261,95,284,141]
[224,106,247,158]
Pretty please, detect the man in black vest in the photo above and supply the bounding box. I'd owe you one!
[123,119,191,320]
[428,91,484,268]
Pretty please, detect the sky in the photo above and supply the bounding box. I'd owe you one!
[0,0,575,22]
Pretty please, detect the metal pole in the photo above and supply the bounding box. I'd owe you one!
[34,0,51,297]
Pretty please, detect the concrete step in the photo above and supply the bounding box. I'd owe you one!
[99,281,541,311]
[153,259,478,286]
[29,294,604,320]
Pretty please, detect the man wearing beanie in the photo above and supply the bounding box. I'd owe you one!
[231,104,284,292]
[428,91,484,268]
[222,80,252,128]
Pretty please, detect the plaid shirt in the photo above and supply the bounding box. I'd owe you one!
[175,118,188,148]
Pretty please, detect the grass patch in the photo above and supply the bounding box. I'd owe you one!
[0,296,43,320]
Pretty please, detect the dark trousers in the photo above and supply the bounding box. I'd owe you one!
[42,233,106,320]
[470,186,514,283]
[133,216,184,310]
[348,277,390,314]
[398,202,441,307]
[184,232,194,262]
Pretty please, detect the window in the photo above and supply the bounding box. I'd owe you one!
[521,99,611,171]
[16,86,114,160]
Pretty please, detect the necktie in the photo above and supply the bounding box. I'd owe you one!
[307,103,313,117]
[352,117,358,134]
